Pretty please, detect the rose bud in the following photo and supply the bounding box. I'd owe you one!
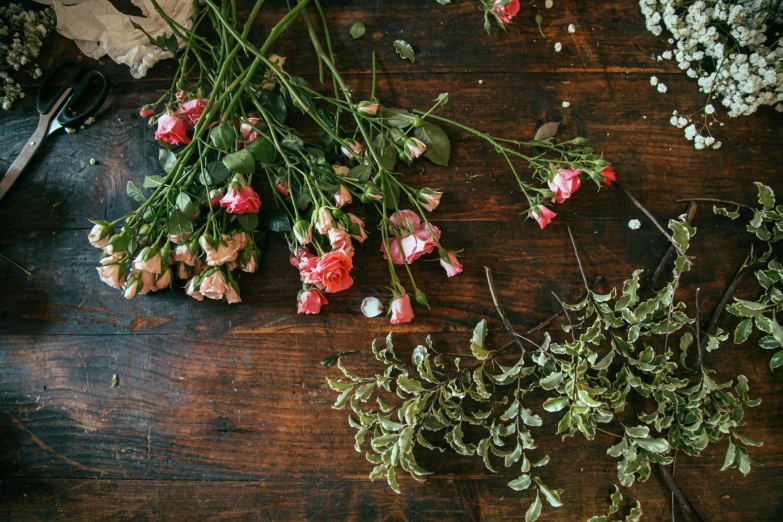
[492,0,520,24]
[97,256,126,289]
[316,207,333,235]
[88,221,112,249]
[275,179,290,197]
[417,188,443,212]
[599,166,616,186]
[293,220,313,245]
[356,101,379,115]
[239,247,258,273]
[155,267,173,290]
[176,91,187,102]
[347,214,368,243]
[123,275,143,299]
[361,296,384,317]
[340,139,363,159]
[530,205,556,230]
[208,189,224,207]
[225,281,242,304]
[133,247,163,274]
[328,227,355,258]
[185,276,204,301]
[359,184,383,203]
[439,251,463,277]
[390,294,415,324]
[403,138,427,160]
[334,185,353,208]
[139,107,154,118]
[414,288,430,308]
[297,289,329,314]
[332,165,350,176]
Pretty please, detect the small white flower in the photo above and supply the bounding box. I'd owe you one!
[545,0,553,8]
[712,140,722,149]
[657,83,668,93]
[361,297,384,318]
[705,104,715,114]
[562,101,570,108]
[568,24,576,34]
[554,42,562,52]
[650,76,659,86]
[628,219,641,230]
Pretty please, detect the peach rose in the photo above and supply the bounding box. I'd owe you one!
[316,207,334,234]
[96,256,126,289]
[225,282,241,304]
[174,244,197,266]
[313,251,354,293]
[347,214,368,243]
[341,139,363,159]
[199,270,229,300]
[328,228,355,258]
[133,249,163,274]
[155,267,172,290]
[88,222,112,249]
[334,185,352,208]
[297,289,328,314]
[185,277,204,301]
[417,188,442,212]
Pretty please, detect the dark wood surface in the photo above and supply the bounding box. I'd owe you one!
[1,0,782,520]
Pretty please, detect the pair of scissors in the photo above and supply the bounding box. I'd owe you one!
[0,58,111,202]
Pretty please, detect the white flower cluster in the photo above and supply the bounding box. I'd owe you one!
[640,0,783,150]
[1,4,55,110]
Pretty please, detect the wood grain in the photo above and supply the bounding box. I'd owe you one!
[1,0,782,520]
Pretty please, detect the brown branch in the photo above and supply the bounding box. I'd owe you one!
[567,226,590,293]
[676,197,754,210]
[617,181,693,265]
[657,463,704,522]
[643,202,698,296]
[694,288,703,374]
[485,266,527,353]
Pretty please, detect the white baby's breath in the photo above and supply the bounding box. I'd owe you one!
[568,24,576,33]
[554,42,562,52]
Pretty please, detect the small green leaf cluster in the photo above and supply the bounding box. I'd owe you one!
[587,485,642,522]
[328,214,765,519]
[717,183,783,371]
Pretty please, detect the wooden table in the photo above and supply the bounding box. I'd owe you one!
[1,1,781,520]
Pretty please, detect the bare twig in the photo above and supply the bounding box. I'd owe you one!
[676,197,754,210]
[0,252,32,276]
[485,266,526,353]
[696,250,753,351]
[694,288,703,374]
[567,226,591,293]
[644,202,698,296]
[657,463,705,522]
[617,181,693,265]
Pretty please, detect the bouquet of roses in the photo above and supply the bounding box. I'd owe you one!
[87,0,614,322]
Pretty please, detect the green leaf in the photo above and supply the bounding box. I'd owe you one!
[393,39,415,62]
[382,108,417,129]
[633,437,669,454]
[236,213,259,232]
[259,207,291,234]
[175,192,196,219]
[348,164,372,183]
[209,121,235,150]
[469,319,492,360]
[771,350,783,371]
[397,375,426,394]
[525,492,542,522]
[520,407,543,427]
[543,396,569,412]
[143,175,165,189]
[577,389,603,408]
[734,318,753,344]
[222,149,256,174]
[205,160,232,185]
[624,426,649,438]
[538,483,563,508]
[540,372,563,391]
[167,209,193,235]
[126,181,145,203]
[321,350,356,368]
[508,474,531,491]
[755,182,775,210]
[245,137,276,163]
[713,205,740,220]
[164,33,178,53]
[533,122,561,142]
[414,124,451,166]
[159,148,177,173]
[720,441,737,471]
[350,21,366,39]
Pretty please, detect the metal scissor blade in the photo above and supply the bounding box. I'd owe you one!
[0,88,71,203]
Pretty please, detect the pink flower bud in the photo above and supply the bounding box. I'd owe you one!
[600,166,616,186]
[88,222,112,249]
[356,101,379,115]
[334,185,353,207]
[530,205,556,229]
[293,220,313,245]
[297,289,329,314]
[185,277,204,301]
[220,185,262,214]
[341,139,363,159]
[417,188,443,212]
[390,295,415,324]
[316,207,334,235]
[404,138,427,159]
[440,252,463,277]
[176,91,187,101]
[139,108,154,118]
[97,256,126,289]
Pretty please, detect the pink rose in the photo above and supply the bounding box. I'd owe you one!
[600,166,616,186]
[493,0,520,24]
[155,113,191,145]
[390,295,415,324]
[334,185,352,208]
[295,249,321,286]
[548,167,582,204]
[220,185,262,214]
[276,180,289,197]
[328,228,355,258]
[175,98,208,130]
[403,138,427,160]
[199,270,229,300]
[240,114,261,144]
[97,256,126,289]
[341,139,363,159]
[169,233,192,244]
[174,244,197,266]
[185,277,204,301]
[530,205,556,229]
[440,252,463,277]
[314,251,354,293]
[297,289,329,314]
[176,91,188,102]
[137,269,158,294]
[381,210,441,265]
[417,188,442,212]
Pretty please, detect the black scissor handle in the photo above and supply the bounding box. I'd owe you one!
[37,58,83,115]
[56,70,111,128]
